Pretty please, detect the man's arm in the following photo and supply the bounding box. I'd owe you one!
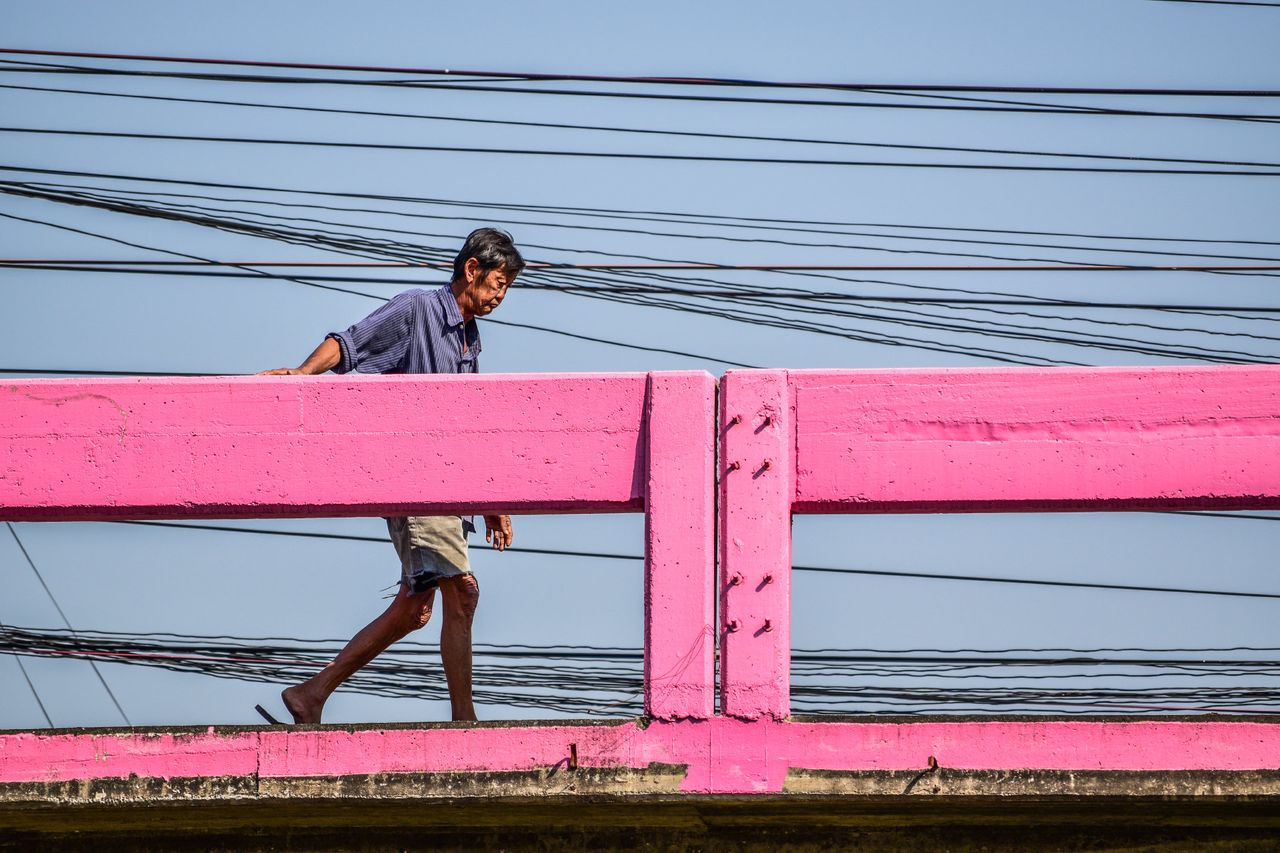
[258,337,341,376]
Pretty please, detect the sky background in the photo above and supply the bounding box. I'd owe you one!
[2,0,1279,729]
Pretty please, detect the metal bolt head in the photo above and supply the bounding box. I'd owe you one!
[726,619,740,633]
[762,619,773,633]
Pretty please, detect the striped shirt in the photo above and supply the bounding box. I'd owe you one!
[327,285,480,376]
[327,285,480,534]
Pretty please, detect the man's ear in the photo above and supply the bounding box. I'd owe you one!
[464,256,481,285]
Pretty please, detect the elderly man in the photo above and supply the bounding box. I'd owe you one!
[258,228,524,724]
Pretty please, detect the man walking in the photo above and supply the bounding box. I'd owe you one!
[258,228,525,723]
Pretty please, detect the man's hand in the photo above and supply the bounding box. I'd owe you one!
[485,515,513,551]
[256,338,341,377]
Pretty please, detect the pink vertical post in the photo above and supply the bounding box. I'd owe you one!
[719,370,793,720]
[643,371,716,719]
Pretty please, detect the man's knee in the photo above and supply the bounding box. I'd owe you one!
[394,587,435,632]
[440,574,480,621]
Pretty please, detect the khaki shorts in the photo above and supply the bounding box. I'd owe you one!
[385,515,471,594]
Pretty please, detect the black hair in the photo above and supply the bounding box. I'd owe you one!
[451,228,525,281]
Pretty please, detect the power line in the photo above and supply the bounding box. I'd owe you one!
[1148,0,1280,7]
[1,60,1274,123]
[1,48,1278,96]
[4,163,1277,251]
[5,523,131,725]
[12,262,1280,300]
[0,616,53,727]
[18,178,1280,271]
[8,259,1280,273]
[5,82,1280,172]
[113,521,1280,600]
[4,126,1278,176]
[0,196,1061,366]
[8,184,1269,365]
[6,624,1279,716]
[0,209,753,367]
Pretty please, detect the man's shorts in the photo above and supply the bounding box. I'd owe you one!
[385,515,471,595]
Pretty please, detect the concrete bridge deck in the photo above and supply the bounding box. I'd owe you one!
[4,716,1280,850]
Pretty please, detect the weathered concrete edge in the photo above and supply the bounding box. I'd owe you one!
[783,768,1280,797]
[8,717,1280,796]
[6,768,1280,809]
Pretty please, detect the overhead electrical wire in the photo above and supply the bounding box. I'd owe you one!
[0,208,756,368]
[10,179,1280,268]
[7,184,1276,366]
[5,523,132,725]
[2,47,1278,97]
[109,520,1280,600]
[3,163,1276,252]
[0,198,1074,367]
[5,624,1278,716]
[3,126,1278,176]
[1147,0,1280,7]
[2,58,1279,124]
[4,82,1279,172]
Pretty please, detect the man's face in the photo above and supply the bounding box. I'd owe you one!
[464,260,515,317]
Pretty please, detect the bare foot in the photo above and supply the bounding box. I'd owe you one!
[281,685,323,724]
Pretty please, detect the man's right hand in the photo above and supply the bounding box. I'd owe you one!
[255,338,341,376]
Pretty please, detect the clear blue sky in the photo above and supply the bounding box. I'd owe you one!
[2,0,1279,728]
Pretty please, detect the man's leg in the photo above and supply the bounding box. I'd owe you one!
[438,574,480,721]
[281,583,435,724]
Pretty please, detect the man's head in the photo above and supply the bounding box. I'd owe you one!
[451,228,525,320]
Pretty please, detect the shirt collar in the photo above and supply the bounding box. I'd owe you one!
[437,284,465,328]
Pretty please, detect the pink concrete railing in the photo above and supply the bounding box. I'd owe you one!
[0,372,717,721]
[4,366,1280,795]
[719,366,1280,719]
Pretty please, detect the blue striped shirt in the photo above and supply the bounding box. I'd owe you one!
[327,285,481,376]
[327,285,481,534]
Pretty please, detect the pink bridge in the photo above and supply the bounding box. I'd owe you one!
[2,367,1280,801]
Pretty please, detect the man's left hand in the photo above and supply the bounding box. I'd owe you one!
[484,515,513,551]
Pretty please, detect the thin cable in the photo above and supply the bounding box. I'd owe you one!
[8,177,1276,363]
[112,521,1280,600]
[1,48,1277,96]
[3,126,1277,176]
[4,82,1279,171]
[0,209,750,366]
[5,183,1271,364]
[0,616,54,727]
[15,263,1280,315]
[1148,0,1280,7]
[5,522,131,725]
[5,163,1277,249]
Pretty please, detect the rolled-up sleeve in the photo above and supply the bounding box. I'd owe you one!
[326,292,416,374]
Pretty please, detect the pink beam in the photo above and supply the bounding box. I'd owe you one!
[0,374,651,520]
[5,719,1280,794]
[643,372,716,719]
[719,370,793,720]
[791,366,1280,513]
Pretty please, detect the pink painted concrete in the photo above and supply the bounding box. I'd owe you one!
[719,371,793,721]
[643,372,716,719]
[790,366,1280,512]
[0,374,649,520]
[6,719,1280,794]
[8,366,1280,795]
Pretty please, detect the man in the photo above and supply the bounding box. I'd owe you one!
[258,228,524,723]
